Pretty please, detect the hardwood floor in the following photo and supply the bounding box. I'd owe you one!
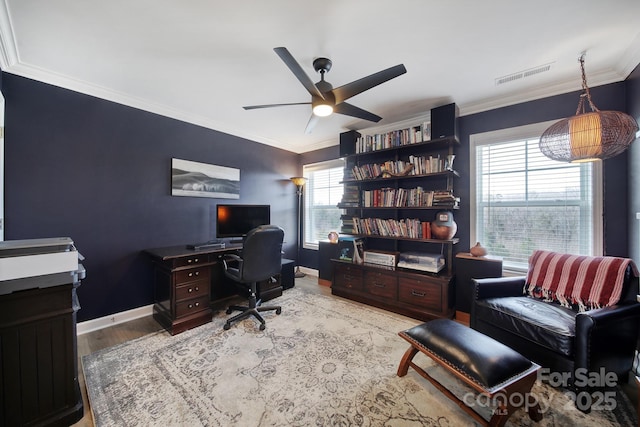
[72,274,328,426]
[72,274,638,425]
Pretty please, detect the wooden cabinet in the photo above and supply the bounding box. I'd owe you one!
[0,283,84,426]
[332,260,454,320]
[149,250,216,335]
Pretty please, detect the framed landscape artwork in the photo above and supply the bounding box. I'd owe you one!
[171,158,240,199]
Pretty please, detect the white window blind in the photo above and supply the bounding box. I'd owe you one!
[303,159,345,249]
[471,122,602,272]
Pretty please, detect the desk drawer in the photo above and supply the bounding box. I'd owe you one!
[175,280,209,301]
[333,264,363,291]
[173,254,209,268]
[398,277,442,310]
[364,271,397,299]
[175,267,210,285]
[175,295,209,318]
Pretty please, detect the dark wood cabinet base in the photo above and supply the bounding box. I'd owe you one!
[331,260,454,321]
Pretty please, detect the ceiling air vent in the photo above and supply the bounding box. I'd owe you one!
[495,63,553,86]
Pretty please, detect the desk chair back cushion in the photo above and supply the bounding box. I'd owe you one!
[237,225,284,283]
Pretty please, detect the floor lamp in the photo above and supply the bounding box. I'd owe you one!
[290,176,307,278]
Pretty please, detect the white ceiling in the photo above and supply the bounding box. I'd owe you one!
[1,0,640,153]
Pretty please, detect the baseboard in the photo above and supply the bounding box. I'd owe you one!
[77,304,154,335]
[298,267,317,277]
[455,310,470,326]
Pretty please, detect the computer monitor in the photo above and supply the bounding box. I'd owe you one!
[216,204,271,239]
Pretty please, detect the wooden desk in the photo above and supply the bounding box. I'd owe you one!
[144,244,285,335]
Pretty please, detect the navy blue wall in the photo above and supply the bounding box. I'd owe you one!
[2,73,300,322]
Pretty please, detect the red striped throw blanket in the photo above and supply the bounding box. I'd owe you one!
[525,250,638,311]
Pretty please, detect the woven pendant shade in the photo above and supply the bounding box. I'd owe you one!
[539,54,638,163]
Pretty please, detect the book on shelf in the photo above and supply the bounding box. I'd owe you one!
[352,217,426,239]
[354,122,432,153]
[351,156,447,181]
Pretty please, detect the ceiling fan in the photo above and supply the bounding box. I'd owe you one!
[243,47,407,134]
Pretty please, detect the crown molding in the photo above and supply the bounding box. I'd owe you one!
[0,0,18,69]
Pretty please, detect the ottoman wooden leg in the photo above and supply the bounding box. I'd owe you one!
[397,345,419,377]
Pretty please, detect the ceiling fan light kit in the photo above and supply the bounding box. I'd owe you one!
[244,47,407,133]
[539,53,638,163]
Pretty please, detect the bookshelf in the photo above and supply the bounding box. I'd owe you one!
[332,103,460,321]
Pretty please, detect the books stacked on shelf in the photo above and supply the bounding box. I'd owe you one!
[360,187,459,208]
[432,190,460,208]
[351,156,446,181]
[343,167,356,180]
[397,252,445,273]
[340,215,355,234]
[362,187,434,208]
[407,155,445,175]
[355,122,431,153]
[352,217,425,239]
[338,184,360,208]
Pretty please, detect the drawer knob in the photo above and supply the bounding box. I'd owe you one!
[194,286,199,291]
[411,290,426,297]
[374,283,385,288]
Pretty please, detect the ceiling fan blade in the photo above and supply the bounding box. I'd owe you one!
[334,102,382,122]
[243,102,310,110]
[274,47,325,100]
[305,114,320,134]
[332,64,407,104]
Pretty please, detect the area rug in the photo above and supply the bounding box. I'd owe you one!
[82,287,637,426]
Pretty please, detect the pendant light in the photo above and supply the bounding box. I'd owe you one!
[539,53,638,163]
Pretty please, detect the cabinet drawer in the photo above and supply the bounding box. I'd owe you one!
[175,280,209,301]
[398,277,442,310]
[174,254,209,268]
[175,267,210,285]
[175,295,209,318]
[364,271,397,299]
[333,264,363,290]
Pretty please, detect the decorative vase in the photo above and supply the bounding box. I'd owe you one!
[327,231,339,243]
[431,211,457,240]
[470,242,488,257]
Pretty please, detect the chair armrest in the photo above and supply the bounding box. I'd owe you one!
[473,276,526,301]
[222,253,242,271]
[575,302,640,372]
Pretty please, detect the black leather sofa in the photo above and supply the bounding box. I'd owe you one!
[470,252,640,405]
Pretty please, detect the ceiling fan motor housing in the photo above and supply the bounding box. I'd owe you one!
[313,57,332,74]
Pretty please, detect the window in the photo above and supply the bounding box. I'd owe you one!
[470,121,602,272]
[302,159,345,249]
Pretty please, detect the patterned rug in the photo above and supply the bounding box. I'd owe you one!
[82,287,637,426]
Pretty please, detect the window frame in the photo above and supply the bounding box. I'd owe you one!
[469,121,603,273]
[302,158,345,250]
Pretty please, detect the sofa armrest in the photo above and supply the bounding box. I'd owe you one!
[473,276,526,301]
[575,302,640,375]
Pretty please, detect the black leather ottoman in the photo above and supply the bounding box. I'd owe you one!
[398,319,542,426]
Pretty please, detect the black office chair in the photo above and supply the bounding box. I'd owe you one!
[222,225,284,330]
